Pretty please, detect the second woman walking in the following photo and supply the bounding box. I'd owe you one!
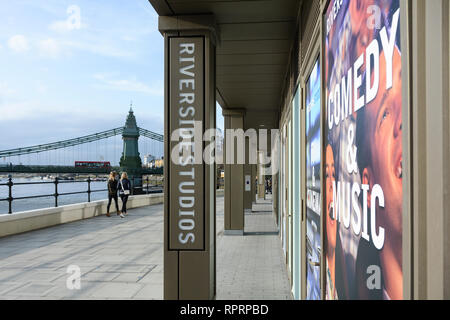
[106,171,124,218]
[119,172,131,216]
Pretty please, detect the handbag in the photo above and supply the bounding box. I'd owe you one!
[120,180,130,195]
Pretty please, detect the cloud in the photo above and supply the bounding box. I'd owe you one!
[48,20,87,34]
[0,82,16,96]
[0,98,126,124]
[7,35,29,53]
[7,35,63,59]
[61,39,133,59]
[36,83,48,94]
[48,20,72,33]
[121,35,137,42]
[0,107,115,149]
[0,100,63,121]
[0,99,163,150]
[38,38,61,58]
[93,73,163,96]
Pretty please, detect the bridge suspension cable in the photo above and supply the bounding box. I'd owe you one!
[138,128,163,142]
[0,127,163,158]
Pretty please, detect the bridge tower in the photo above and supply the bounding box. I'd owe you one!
[119,106,142,190]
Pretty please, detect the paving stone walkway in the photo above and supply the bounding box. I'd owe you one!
[0,196,291,300]
[0,205,163,300]
[216,201,292,300]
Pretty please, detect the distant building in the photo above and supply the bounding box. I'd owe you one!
[147,156,164,169]
[143,154,156,168]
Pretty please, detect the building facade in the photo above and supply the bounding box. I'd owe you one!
[149,0,450,300]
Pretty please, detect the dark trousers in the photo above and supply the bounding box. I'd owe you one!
[107,194,119,213]
[120,195,129,213]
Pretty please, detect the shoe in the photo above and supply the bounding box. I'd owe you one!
[117,210,121,216]
[106,213,111,217]
[120,213,125,218]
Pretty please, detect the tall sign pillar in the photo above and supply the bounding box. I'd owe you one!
[160,15,217,300]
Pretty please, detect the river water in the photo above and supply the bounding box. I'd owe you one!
[0,177,109,214]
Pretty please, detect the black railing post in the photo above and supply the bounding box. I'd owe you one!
[7,174,13,214]
[87,177,91,202]
[54,177,59,208]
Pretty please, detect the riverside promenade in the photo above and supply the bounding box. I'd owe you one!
[0,196,292,300]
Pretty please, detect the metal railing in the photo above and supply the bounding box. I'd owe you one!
[132,175,164,195]
[0,175,163,214]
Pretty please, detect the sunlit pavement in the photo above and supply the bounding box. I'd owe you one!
[216,196,292,300]
[0,196,291,300]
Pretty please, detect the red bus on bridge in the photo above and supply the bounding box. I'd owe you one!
[75,161,111,168]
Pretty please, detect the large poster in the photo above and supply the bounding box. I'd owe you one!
[324,0,402,300]
[306,58,321,300]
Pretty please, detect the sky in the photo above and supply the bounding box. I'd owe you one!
[0,0,163,153]
[0,0,224,166]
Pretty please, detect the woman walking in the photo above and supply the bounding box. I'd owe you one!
[119,172,131,216]
[106,171,123,218]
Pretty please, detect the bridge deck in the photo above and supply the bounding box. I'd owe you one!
[0,197,291,300]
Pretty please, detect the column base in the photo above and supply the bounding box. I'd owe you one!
[224,230,244,236]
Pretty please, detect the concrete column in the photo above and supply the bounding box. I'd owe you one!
[257,151,265,199]
[422,0,450,299]
[160,15,217,300]
[243,134,257,210]
[251,164,257,203]
[404,0,450,299]
[223,109,245,235]
[244,166,252,210]
[272,172,279,222]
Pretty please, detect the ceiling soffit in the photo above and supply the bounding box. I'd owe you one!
[149,0,300,122]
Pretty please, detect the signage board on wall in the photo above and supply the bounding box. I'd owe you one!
[324,0,403,300]
[169,37,205,251]
[245,175,251,192]
[306,58,321,300]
